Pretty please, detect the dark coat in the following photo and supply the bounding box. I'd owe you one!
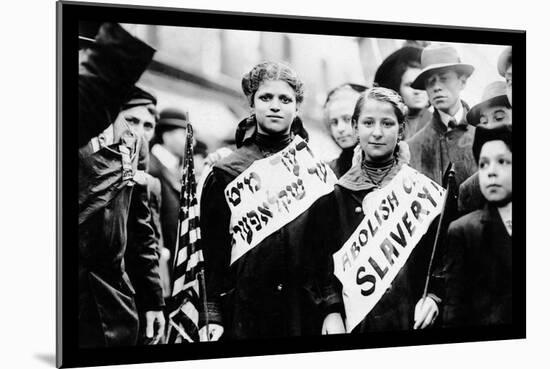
[79,136,164,347]
[200,140,340,340]
[78,23,163,348]
[328,147,355,179]
[407,101,477,187]
[148,151,182,266]
[311,161,443,333]
[458,172,485,216]
[404,107,432,140]
[442,204,512,327]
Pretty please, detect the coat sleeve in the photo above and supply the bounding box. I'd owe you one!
[441,220,469,327]
[198,169,233,328]
[78,22,155,147]
[305,192,344,318]
[126,142,165,311]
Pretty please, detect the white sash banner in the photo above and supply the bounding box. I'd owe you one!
[333,165,446,332]
[226,136,337,265]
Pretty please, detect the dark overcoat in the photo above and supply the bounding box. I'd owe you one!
[200,138,341,340]
[310,160,444,333]
[442,204,512,327]
[407,101,477,187]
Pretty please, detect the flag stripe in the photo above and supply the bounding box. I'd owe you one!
[168,124,207,343]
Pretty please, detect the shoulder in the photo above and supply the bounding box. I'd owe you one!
[214,145,260,177]
[449,208,486,234]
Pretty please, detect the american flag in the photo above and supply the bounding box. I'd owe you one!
[166,124,207,343]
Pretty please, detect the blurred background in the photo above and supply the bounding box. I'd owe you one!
[129,24,509,161]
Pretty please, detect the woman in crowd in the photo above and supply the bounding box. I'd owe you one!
[311,87,443,333]
[324,83,367,178]
[199,61,344,341]
[374,46,431,139]
[442,125,512,327]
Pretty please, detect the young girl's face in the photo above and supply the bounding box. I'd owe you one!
[478,140,512,203]
[253,80,298,136]
[327,91,359,149]
[355,98,400,162]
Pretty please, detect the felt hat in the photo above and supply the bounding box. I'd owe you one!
[157,108,191,129]
[497,46,512,77]
[411,45,474,90]
[374,46,423,92]
[472,124,512,163]
[466,81,510,126]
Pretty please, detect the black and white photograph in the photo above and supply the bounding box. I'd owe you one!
[52,0,527,367]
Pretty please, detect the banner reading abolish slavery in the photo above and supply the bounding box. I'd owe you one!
[333,165,445,332]
[225,136,337,265]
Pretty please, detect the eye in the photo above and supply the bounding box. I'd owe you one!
[258,94,271,102]
[382,119,396,128]
[479,160,488,169]
[498,158,512,165]
[125,116,139,126]
[343,116,352,124]
[479,116,489,126]
[494,111,507,122]
[361,118,374,127]
[329,119,338,127]
[280,95,293,104]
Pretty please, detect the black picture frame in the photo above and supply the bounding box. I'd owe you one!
[57,1,526,367]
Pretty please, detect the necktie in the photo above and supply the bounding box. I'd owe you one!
[448,118,458,129]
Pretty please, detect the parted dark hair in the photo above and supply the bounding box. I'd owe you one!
[352,87,408,125]
[241,61,304,107]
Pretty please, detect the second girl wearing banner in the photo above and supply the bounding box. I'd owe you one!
[309,87,444,333]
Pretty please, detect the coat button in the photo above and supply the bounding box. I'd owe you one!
[355,207,362,213]
[276,283,283,291]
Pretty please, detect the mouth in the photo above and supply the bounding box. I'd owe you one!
[368,142,386,147]
[433,96,446,102]
[266,115,284,119]
[486,184,502,190]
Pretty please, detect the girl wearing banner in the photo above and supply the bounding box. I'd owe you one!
[199,61,344,340]
[310,87,445,333]
[442,125,512,327]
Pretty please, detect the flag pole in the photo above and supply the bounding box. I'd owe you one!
[186,125,210,342]
[421,163,455,300]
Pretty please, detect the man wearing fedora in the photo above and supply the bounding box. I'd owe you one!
[407,44,478,189]
[148,108,192,284]
[458,81,512,215]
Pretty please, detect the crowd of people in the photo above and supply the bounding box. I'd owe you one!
[77,22,513,346]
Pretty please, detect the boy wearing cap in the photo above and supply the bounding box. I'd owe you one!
[407,45,477,188]
[458,81,512,214]
[443,125,513,327]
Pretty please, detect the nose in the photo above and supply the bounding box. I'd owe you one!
[486,161,498,177]
[270,99,281,111]
[336,119,347,132]
[371,122,383,138]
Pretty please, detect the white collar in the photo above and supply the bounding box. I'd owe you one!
[438,102,464,129]
[151,144,180,172]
